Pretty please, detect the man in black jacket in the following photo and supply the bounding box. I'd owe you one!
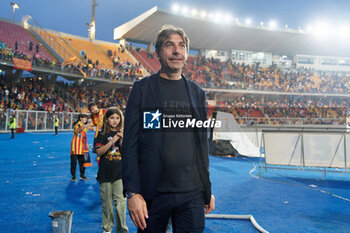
[122,25,215,233]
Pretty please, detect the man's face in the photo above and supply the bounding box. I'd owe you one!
[158,33,188,73]
[90,106,99,115]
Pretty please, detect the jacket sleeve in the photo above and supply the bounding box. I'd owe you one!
[199,88,212,204]
[200,89,210,169]
[122,81,142,194]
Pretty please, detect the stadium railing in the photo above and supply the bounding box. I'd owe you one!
[0,109,80,133]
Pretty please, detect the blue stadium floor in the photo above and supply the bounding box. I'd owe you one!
[1,132,350,233]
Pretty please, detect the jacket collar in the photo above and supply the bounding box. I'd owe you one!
[148,71,201,120]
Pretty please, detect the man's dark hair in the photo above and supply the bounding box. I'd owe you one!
[88,102,97,111]
[155,25,190,55]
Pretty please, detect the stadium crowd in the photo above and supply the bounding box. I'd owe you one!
[183,57,350,94]
[212,95,348,125]
[1,71,348,126]
[56,81,128,112]
[0,40,143,81]
[0,73,65,112]
[2,35,349,95]
[1,26,350,127]
[0,73,129,113]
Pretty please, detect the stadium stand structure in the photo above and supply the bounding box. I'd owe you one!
[0,18,56,62]
[1,7,350,233]
[61,34,113,69]
[129,47,160,73]
[42,31,84,64]
[0,9,349,129]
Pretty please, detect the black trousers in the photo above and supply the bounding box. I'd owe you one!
[70,154,85,177]
[55,126,58,135]
[138,190,205,233]
[11,129,15,139]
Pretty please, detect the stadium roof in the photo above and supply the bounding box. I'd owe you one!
[114,6,350,58]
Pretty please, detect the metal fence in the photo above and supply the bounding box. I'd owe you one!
[0,109,80,132]
[0,109,346,133]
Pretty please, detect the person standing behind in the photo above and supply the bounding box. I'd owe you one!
[94,107,128,233]
[8,112,16,139]
[70,113,89,181]
[122,25,215,232]
[54,114,59,136]
[88,103,106,156]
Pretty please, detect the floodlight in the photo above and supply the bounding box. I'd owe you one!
[224,15,233,23]
[182,6,188,14]
[213,13,222,22]
[306,25,313,32]
[172,4,180,12]
[10,2,19,9]
[245,18,252,25]
[338,26,350,38]
[10,2,19,21]
[313,21,329,38]
[200,10,207,18]
[268,20,277,29]
[191,9,197,16]
[260,21,264,26]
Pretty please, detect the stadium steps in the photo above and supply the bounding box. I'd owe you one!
[123,47,149,76]
[24,17,70,63]
[97,43,128,62]
[96,42,148,75]
[54,85,78,112]
[130,48,159,73]
[26,28,63,63]
[47,32,84,65]
[0,18,55,61]
[31,29,81,64]
[61,36,114,69]
[138,50,160,72]
[93,42,127,73]
[59,36,85,64]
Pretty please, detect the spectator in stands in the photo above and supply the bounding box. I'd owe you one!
[122,25,215,232]
[70,113,89,181]
[107,49,112,57]
[80,49,86,58]
[94,107,128,233]
[29,41,33,51]
[0,40,4,50]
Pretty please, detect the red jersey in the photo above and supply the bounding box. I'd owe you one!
[90,109,106,138]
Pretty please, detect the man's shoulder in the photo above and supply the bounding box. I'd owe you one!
[184,77,204,93]
[133,73,158,86]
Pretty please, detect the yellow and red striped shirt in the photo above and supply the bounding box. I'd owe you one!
[70,121,89,155]
[91,109,106,138]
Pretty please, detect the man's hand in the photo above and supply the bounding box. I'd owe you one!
[127,194,148,230]
[204,194,215,214]
[117,129,123,138]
